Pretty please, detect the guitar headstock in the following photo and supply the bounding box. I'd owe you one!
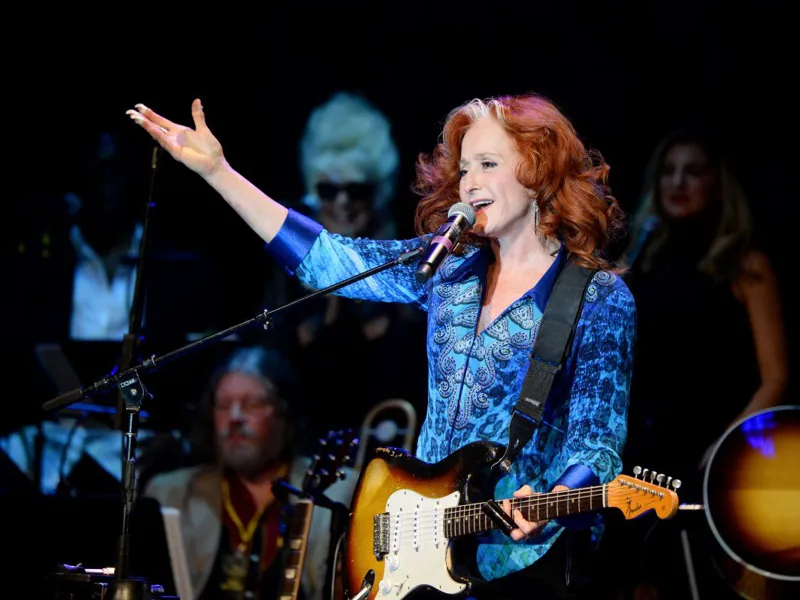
[302,428,359,498]
[608,466,681,520]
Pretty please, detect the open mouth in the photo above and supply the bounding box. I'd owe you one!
[472,200,494,213]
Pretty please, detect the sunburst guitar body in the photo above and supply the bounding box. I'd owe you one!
[343,440,679,600]
[704,404,800,599]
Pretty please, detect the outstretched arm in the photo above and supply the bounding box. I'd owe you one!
[127,98,288,243]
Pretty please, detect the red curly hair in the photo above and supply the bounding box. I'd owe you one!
[413,93,625,271]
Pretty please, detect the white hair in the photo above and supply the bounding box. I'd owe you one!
[448,97,508,127]
[300,91,399,212]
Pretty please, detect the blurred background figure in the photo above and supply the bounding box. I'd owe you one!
[2,128,153,496]
[263,90,426,446]
[298,90,400,239]
[12,128,146,346]
[143,344,358,600]
[600,128,790,600]
[621,127,788,498]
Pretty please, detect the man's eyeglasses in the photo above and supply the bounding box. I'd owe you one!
[316,182,376,203]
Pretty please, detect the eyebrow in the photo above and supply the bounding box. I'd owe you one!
[460,152,500,166]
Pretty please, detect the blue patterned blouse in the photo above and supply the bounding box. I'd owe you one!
[267,209,636,580]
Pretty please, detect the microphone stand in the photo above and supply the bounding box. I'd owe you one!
[42,244,425,599]
[109,144,160,595]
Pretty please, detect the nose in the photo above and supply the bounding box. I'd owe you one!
[461,170,480,195]
[228,401,244,422]
[670,169,687,187]
[333,190,352,206]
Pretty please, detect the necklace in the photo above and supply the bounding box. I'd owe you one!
[221,477,268,553]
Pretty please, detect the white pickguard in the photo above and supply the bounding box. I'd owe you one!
[375,489,466,598]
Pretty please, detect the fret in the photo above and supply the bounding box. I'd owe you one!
[276,499,314,600]
[443,485,606,539]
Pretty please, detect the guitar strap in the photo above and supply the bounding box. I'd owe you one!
[496,257,596,473]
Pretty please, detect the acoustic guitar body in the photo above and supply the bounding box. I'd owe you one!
[704,405,800,599]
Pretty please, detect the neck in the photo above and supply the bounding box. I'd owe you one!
[443,484,607,538]
[490,233,557,275]
[235,460,288,508]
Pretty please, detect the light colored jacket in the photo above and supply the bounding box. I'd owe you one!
[143,458,358,600]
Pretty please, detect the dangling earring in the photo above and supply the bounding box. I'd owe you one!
[532,195,552,249]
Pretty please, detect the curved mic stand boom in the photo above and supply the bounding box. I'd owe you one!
[41,232,424,599]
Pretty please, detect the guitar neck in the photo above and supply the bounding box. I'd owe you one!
[444,484,607,538]
[277,499,314,600]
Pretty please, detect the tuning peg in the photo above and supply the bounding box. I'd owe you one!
[670,479,681,491]
[642,468,649,480]
[649,471,657,483]
[656,474,665,486]
[633,466,642,479]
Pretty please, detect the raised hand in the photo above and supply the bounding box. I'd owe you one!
[126,98,224,178]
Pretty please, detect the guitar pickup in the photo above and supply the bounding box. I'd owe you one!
[373,513,390,559]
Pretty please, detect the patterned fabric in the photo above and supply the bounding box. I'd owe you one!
[268,209,636,580]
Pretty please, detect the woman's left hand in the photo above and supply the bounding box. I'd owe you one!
[502,484,569,541]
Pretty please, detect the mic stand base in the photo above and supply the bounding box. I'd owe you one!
[107,578,152,600]
[47,568,177,600]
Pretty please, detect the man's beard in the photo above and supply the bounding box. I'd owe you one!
[217,429,281,479]
[219,443,272,479]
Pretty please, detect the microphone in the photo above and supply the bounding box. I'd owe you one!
[415,202,476,284]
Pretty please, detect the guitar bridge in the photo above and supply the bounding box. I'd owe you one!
[373,512,390,559]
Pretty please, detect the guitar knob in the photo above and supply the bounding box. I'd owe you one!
[379,579,393,595]
[671,479,682,490]
[385,555,400,571]
[633,466,642,479]
[649,471,657,483]
[642,468,649,480]
[656,474,665,486]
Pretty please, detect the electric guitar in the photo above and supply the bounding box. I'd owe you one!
[276,428,358,600]
[704,405,800,599]
[343,440,680,600]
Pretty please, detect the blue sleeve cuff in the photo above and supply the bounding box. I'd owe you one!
[551,464,601,529]
[552,464,600,491]
[265,209,324,274]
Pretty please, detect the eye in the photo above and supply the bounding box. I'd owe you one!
[481,160,496,169]
[458,168,467,178]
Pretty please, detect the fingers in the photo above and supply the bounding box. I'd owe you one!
[511,508,540,540]
[134,103,179,132]
[191,98,208,131]
[513,485,534,498]
[126,109,169,147]
[502,498,539,541]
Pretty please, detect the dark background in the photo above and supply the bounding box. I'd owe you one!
[2,3,797,597]
[7,0,797,422]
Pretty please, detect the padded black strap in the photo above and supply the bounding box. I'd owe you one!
[497,259,595,472]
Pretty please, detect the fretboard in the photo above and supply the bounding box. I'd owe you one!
[277,499,314,600]
[443,485,606,538]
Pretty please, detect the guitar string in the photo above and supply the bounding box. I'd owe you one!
[379,488,666,536]
[379,488,607,535]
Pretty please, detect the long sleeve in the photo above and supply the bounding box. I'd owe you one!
[560,284,637,486]
[265,209,430,309]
